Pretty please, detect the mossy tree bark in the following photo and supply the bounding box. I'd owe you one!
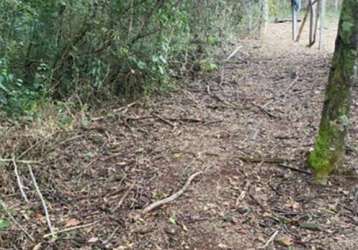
[308,0,358,184]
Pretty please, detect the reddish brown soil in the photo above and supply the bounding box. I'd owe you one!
[1,22,357,250]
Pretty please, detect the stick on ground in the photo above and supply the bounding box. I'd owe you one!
[226,46,242,61]
[0,158,40,164]
[43,222,97,239]
[259,230,279,249]
[28,164,55,239]
[142,171,202,214]
[111,183,135,213]
[12,157,29,203]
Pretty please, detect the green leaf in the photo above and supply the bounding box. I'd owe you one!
[0,76,8,92]
[0,219,10,231]
[158,65,165,75]
[159,55,167,64]
[169,216,176,225]
[137,61,147,70]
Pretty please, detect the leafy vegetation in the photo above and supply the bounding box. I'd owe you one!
[0,0,269,117]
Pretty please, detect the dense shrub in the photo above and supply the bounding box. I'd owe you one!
[0,0,266,116]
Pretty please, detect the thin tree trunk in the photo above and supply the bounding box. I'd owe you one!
[335,0,339,10]
[263,0,269,35]
[319,0,326,49]
[247,1,253,34]
[309,0,315,44]
[308,0,358,184]
[292,0,298,40]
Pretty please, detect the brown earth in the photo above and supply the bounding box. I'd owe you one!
[1,21,357,250]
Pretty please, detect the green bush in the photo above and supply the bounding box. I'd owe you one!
[0,0,266,116]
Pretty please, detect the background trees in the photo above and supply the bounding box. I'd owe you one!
[0,0,266,116]
[0,1,345,117]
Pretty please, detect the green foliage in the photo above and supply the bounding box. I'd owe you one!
[0,218,10,231]
[268,0,292,20]
[268,0,279,18]
[0,0,266,116]
[0,201,11,231]
[199,59,218,72]
[0,58,43,116]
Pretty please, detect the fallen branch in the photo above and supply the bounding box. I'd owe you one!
[225,46,242,61]
[152,113,176,128]
[167,117,203,123]
[43,222,97,239]
[103,225,121,245]
[236,181,251,206]
[204,120,223,126]
[142,171,202,214]
[154,114,219,126]
[28,165,55,239]
[91,101,138,121]
[18,135,53,159]
[238,156,310,175]
[259,230,279,249]
[278,163,311,175]
[0,159,41,164]
[285,75,299,91]
[238,156,295,164]
[111,183,135,213]
[250,102,279,119]
[12,157,29,203]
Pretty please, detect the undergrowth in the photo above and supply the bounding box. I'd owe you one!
[0,0,269,118]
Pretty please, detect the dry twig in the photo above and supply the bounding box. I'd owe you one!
[152,113,176,128]
[91,101,138,121]
[238,155,310,174]
[285,75,299,91]
[12,157,29,203]
[0,159,40,164]
[111,183,135,213]
[28,165,55,239]
[142,171,202,214]
[259,230,279,249]
[250,102,279,119]
[225,46,242,61]
[238,156,295,164]
[103,225,121,245]
[43,222,97,239]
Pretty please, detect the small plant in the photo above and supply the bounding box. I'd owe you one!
[0,58,44,117]
[0,218,10,231]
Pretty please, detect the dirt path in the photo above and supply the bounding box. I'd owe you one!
[1,22,357,249]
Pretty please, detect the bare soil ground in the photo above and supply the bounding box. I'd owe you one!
[1,22,357,250]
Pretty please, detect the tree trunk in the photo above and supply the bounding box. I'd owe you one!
[261,0,269,36]
[292,0,299,40]
[335,0,340,10]
[308,0,358,184]
[319,0,326,49]
[309,0,315,44]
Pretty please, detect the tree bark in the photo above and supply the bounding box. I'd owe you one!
[308,0,358,184]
